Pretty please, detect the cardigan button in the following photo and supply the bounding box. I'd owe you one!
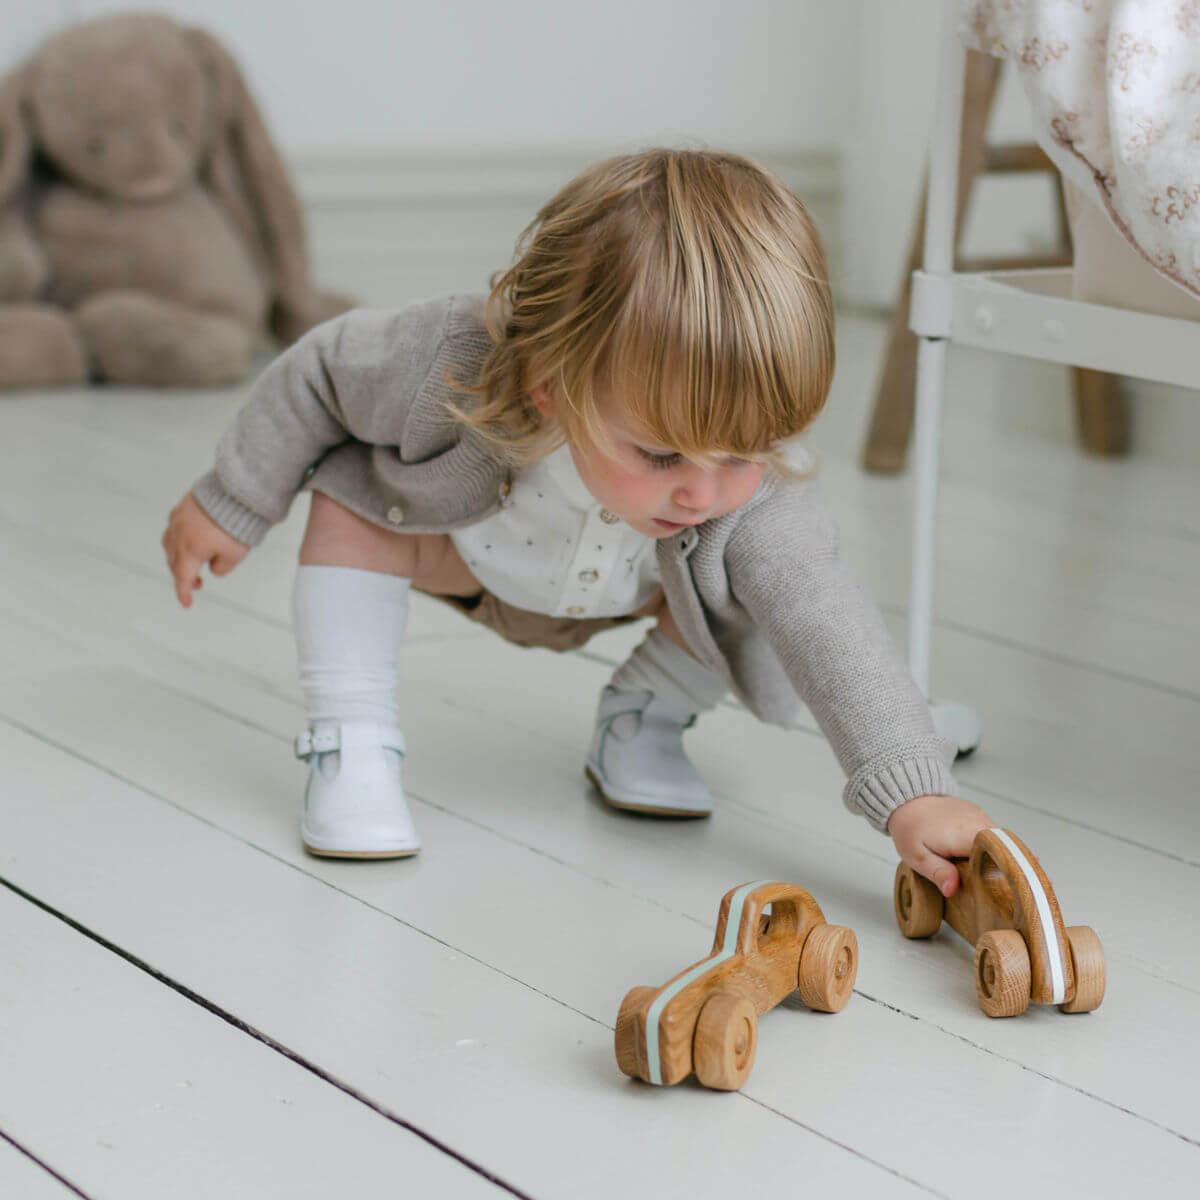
[566,605,585,617]
[599,509,620,525]
[578,569,599,584]
[386,506,405,524]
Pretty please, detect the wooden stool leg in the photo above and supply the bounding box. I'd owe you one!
[1055,178,1131,457]
[861,229,925,473]
[1073,367,1129,456]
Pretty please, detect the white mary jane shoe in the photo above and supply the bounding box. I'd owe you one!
[295,722,421,859]
[585,686,714,818]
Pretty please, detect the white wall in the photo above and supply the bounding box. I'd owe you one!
[839,2,1051,306]
[56,0,859,151]
[6,0,1058,309]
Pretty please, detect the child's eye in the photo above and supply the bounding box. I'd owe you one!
[636,447,682,470]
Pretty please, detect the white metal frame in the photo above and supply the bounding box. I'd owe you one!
[909,2,1200,753]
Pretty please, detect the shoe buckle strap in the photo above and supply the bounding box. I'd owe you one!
[295,728,339,759]
[294,726,406,760]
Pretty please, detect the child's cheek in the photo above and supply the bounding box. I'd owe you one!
[594,459,648,504]
[622,468,670,513]
[718,466,766,516]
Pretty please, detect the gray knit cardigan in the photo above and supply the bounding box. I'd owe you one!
[193,293,959,831]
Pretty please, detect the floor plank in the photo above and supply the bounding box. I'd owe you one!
[5,641,1199,1139]
[0,885,514,1200]
[0,721,929,1200]
[0,1135,78,1200]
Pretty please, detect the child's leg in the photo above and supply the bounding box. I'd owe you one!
[291,493,480,859]
[586,597,728,817]
[610,603,727,715]
[298,492,482,591]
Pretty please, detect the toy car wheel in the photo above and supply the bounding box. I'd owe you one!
[1059,926,1106,1014]
[894,863,945,938]
[614,985,658,1079]
[974,930,1031,1017]
[797,923,858,1013]
[693,990,757,1091]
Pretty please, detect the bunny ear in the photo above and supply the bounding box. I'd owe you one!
[185,26,313,318]
[0,62,32,205]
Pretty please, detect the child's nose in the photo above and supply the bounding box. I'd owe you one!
[674,468,719,513]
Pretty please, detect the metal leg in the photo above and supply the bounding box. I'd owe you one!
[908,335,946,698]
[909,333,983,756]
[909,0,982,757]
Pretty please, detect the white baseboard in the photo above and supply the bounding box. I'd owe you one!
[291,145,844,287]
[292,146,839,208]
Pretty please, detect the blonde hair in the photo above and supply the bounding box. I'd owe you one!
[449,148,835,478]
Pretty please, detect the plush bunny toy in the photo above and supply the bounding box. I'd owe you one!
[0,12,353,388]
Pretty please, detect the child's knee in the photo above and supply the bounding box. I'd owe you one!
[300,492,422,576]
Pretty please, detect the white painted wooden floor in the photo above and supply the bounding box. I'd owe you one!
[1,295,1198,1198]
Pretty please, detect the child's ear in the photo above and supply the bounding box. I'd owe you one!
[529,386,556,418]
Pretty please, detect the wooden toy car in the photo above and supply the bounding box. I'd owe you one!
[894,827,1105,1017]
[615,881,858,1091]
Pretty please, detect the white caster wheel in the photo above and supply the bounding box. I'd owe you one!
[930,701,982,758]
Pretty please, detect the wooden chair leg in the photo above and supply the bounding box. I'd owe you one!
[1055,179,1132,458]
[1073,368,1129,456]
[862,280,923,472]
[860,51,995,474]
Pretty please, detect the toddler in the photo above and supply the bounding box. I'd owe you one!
[162,149,990,896]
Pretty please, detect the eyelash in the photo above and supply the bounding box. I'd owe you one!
[637,448,682,470]
[635,447,755,471]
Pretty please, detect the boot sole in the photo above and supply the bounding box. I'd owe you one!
[584,765,712,819]
[302,843,420,860]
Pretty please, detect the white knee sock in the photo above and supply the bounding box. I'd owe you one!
[292,565,411,727]
[608,626,727,716]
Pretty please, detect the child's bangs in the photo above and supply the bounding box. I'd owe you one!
[591,260,824,464]
[455,147,835,476]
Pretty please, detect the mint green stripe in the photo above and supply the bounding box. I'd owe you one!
[644,881,774,1085]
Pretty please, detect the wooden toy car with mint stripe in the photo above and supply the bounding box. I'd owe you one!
[614,881,857,1091]
[894,827,1106,1017]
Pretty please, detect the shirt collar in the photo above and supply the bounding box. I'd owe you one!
[542,443,601,513]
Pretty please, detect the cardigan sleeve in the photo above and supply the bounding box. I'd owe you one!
[727,479,959,832]
[192,300,452,546]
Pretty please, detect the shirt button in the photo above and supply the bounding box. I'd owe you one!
[566,605,585,617]
[599,509,620,525]
[386,505,405,524]
[578,569,599,584]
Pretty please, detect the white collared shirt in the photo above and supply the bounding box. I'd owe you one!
[449,444,661,618]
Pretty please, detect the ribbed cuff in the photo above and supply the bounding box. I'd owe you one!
[192,469,272,548]
[842,750,960,834]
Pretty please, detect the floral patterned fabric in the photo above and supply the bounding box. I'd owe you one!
[961,0,1200,300]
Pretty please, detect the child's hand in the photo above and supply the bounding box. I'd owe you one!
[162,492,249,608]
[886,794,992,898]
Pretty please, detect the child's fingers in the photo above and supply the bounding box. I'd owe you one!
[908,846,961,899]
[171,550,205,608]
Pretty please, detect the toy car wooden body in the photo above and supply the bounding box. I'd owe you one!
[615,881,858,1091]
[894,827,1105,1017]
